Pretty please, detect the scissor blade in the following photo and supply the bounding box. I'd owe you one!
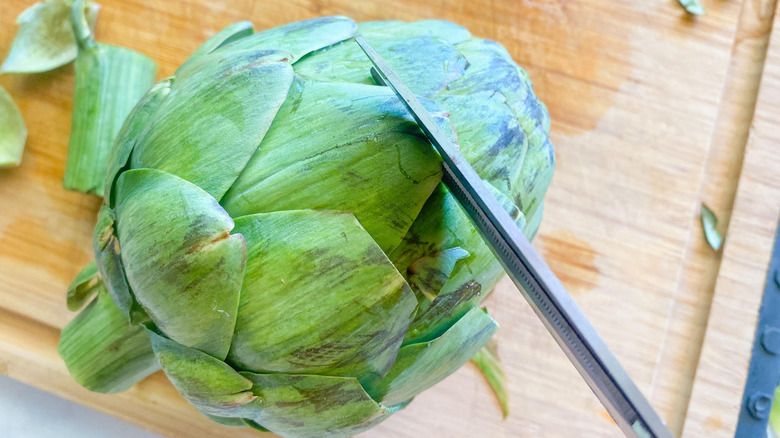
[354,35,672,438]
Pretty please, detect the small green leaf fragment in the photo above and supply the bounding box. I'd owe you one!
[66,260,100,311]
[701,203,723,251]
[471,339,509,419]
[1,0,99,74]
[678,0,706,15]
[0,86,27,168]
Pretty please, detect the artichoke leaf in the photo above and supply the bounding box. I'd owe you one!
[64,36,158,195]
[222,80,444,253]
[442,38,554,217]
[103,79,172,207]
[58,288,159,393]
[148,330,261,419]
[396,182,529,344]
[0,86,27,168]
[115,169,246,359]
[1,0,98,74]
[228,210,417,383]
[217,16,356,63]
[294,35,467,98]
[679,0,706,15]
[407,247,470,301]
[66,260,100,311]
[130,50,293,200]
[364,306,498,406]
[701,203,723,251]
[179,21,254,69]
[240,372,400,438]
[471,339,509,418]
[92,206,147,323]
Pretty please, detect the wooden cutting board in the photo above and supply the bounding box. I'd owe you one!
[0,0,777,437]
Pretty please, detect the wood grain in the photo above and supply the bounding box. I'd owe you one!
[683,5,780,436]
[0,0,774,437]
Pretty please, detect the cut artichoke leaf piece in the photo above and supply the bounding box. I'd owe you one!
[115,169,247,359]
[1,0,98,74]
[364,306,498,406]
[679,0,706,15]
[148,329,261,418]
[179,21,254,69]
[240,372,395,438]
[0,86,28,168]
[58,288,159,394]
[66,260,100,311]
[471,339,509,418]
[92,206,147,323]
[228,210,417,382]
[294,35,467,97]
[701,203,723,251]
[221,80,444,253]
[65,41,157,195]
[408,247,470,301]
[242,419,271,432]
[217,16,357,62]
[130,50,293,200]
[104,79,172,207]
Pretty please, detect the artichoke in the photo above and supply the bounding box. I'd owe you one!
[59,16,554,438]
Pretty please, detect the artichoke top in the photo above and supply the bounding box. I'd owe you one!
[59,16,554,438]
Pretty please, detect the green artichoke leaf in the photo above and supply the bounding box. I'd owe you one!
[64,41,158,195]
[222,80,445,253]
[0,86,27,168]
[701,203,723,251]
[391,182,527,345]
[130,50,293,201]
[180,21,254,69]
[293,35,467,98]
[227,210,417,383]
[471,339,509,418]
[442,38,554,217]
[59,288,159,393]
[407,247,470,301]
[148,330,261,418]
[437,93,530,202]
[359,20,472,45]
[242,419,271,432]
[217,16,356,63]
[364,306,498,406]
[103,79,172,207]
[679,0,706,15]
[240,372,400,438]
[66,260,100,311]
[524,199,545,241]
[92,206,147,323]
[1,0,98,74]
[115,169,247,359]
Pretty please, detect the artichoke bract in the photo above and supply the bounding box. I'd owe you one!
[58,16,554,437]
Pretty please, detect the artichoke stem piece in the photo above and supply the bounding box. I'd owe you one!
[63,0,157,195]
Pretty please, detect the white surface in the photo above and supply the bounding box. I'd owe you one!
[0,375,163,438]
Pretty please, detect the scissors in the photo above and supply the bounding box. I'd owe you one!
[355,35,673,438]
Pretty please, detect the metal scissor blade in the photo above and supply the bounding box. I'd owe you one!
[354,34,672,438]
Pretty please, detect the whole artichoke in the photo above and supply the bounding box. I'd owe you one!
[59,16,554,438]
